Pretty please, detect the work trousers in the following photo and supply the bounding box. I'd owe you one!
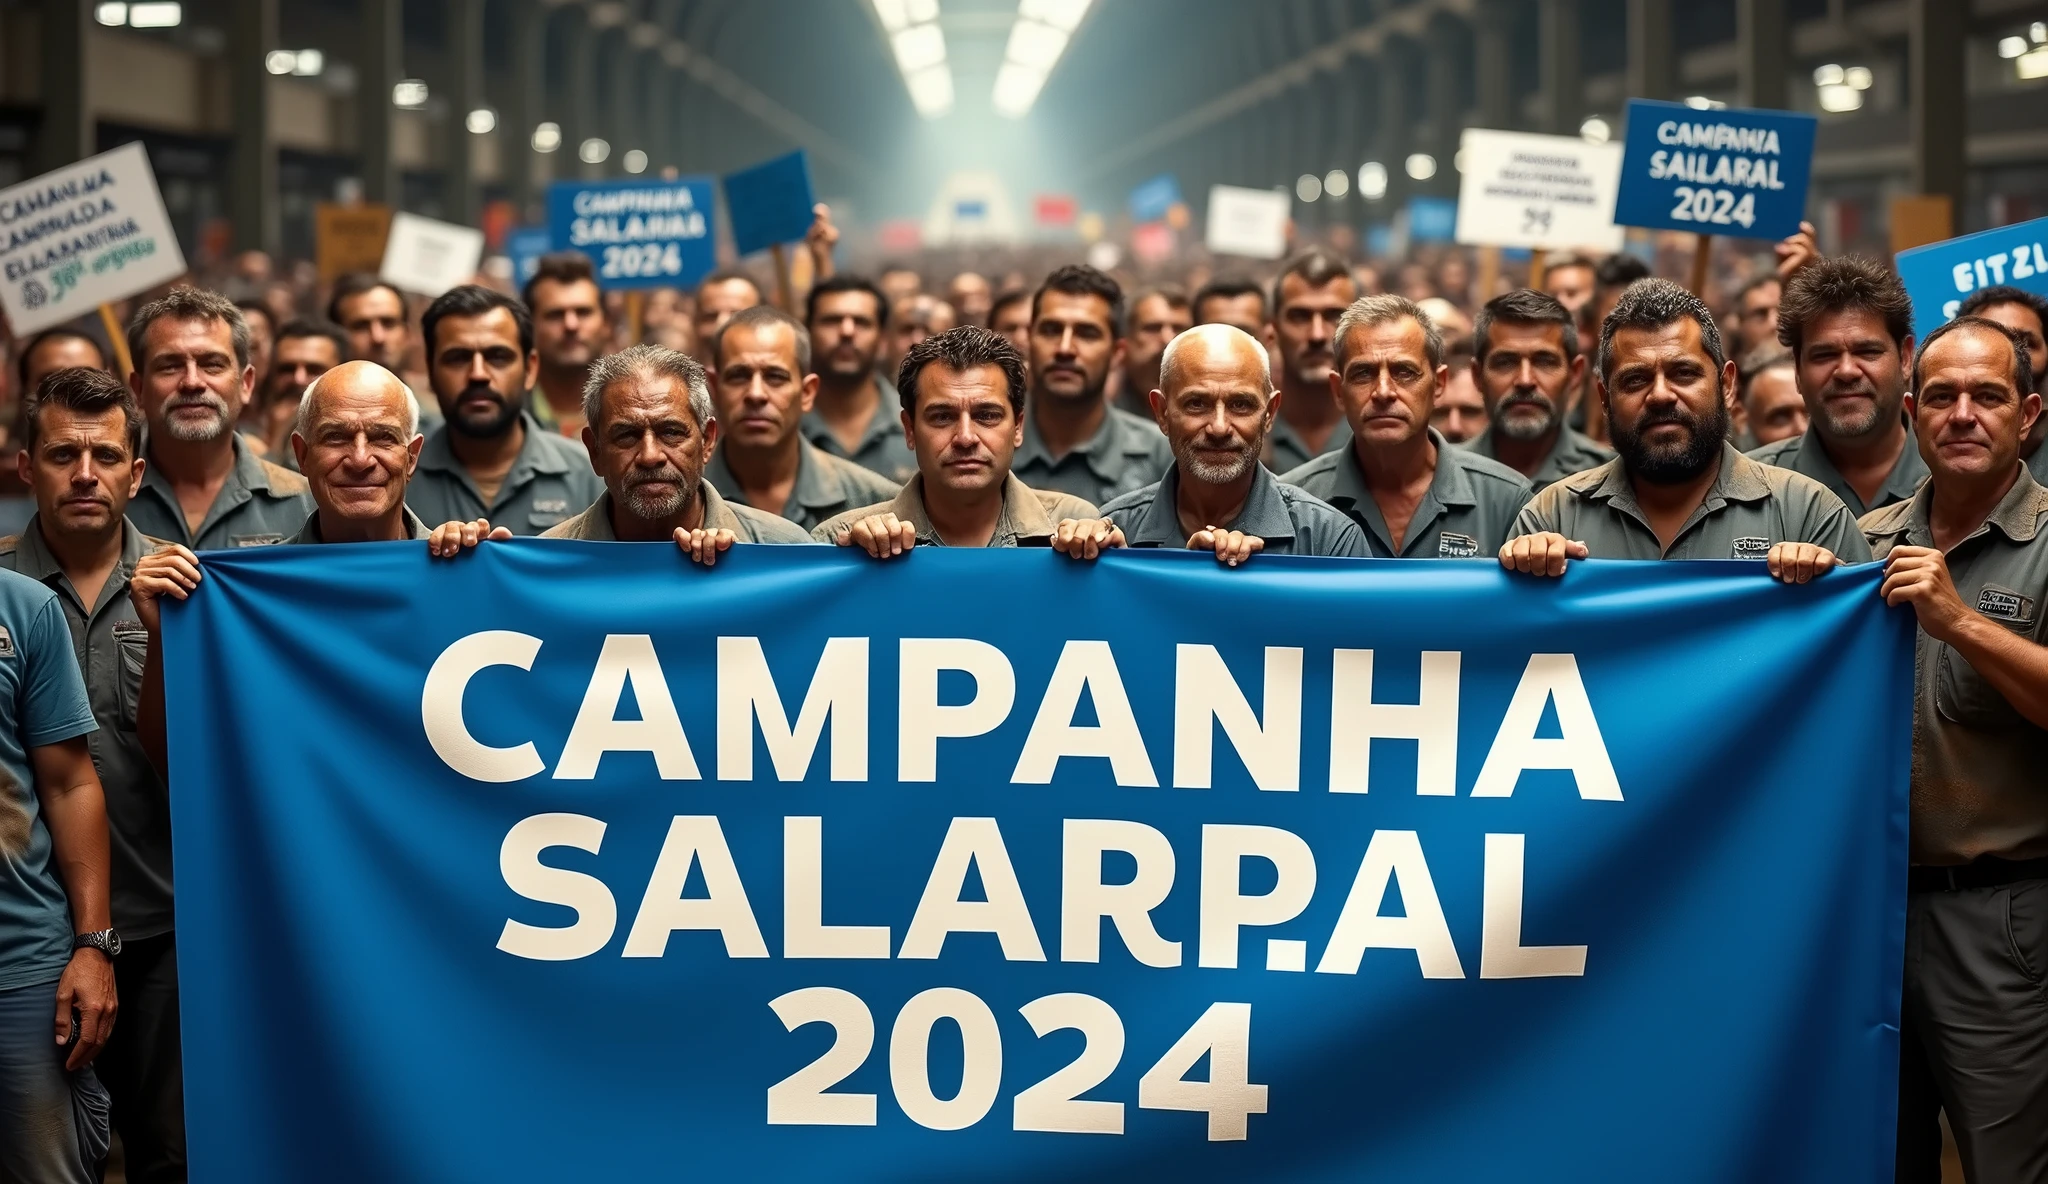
[96,933,185,1183]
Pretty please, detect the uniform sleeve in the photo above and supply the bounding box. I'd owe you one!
[18,597,96,748]
[1321,516,1371,558]
[1508,483,1566,540]
[1801,491,1874,563]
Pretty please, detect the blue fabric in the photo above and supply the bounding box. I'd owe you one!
[166,544,1914,1182]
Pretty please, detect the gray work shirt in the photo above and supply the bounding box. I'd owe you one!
[1101,462,1370,557]
[1861,468,2048,864]
[0,519,171,939]
[1281,428,1534,558]
[811,472,1097,547]
[405,413,604,536]
[127,434,315,550]
[708,438,901,535]
[541,483,815,543]
[1266,413,1353,477]
[2024,441,2048,487]
[802,375,918,484]
[1746,425,1929,518]
[1511,443,1873,562]
[1465,424,1616,494]
[1013,405,1174,509]
[287,507,433,544]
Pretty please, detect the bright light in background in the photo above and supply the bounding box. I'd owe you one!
[1296,174,1322,202]
[2023,49,2048,80]
[874,0,952,118]
[1323,168,1349,198]
[623,149,648,174]
[1684,95,1727,110]
[95,2,127,24]
[1579,115,1610,143]
[2000,36,2029,58]
[128,2,180,26]
[1358,161,1388,200]
[266,50,296,74]
[465,108,496,134]
[392,79,429,108]
[531,122,561,153]
[579,138,610,165]
[994,0,1092,118]
[1814,63,1873,113]
[269,49,323,76]
[1405,153,1437,181]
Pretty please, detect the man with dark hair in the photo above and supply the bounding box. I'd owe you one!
[521,252,611,437]
[1466,289,1615,492]
[405,285,601,535]
[233,298,276,393]
[16,331,107,401]
[947,272,993,327]
[1736,346,1807,450]
[1264,249,1360,472]
[1116,285,1194,418]
[884,294,958,385]
[692,271,764,364]
[707,305,896,534]
[0,367,179,1183]
[1593,254,1651,318]
[255,320,349,459]
[1748,256,1926,516]
[1013,264,1171,506]
[1956,285,2048,482]
[1859,316,2048,1184]
[1501,278,1867,577]
[804,274,913,483]
[815,326,1098,555]
[122,289,313,549]
[1432,334,1488,444]
[1541,255,1598,326]
[987,288,1032,355]
[1193,277,1268,338]
[1282,296,1531,557]
[326,274,436,429]
[1733,273,1783,356]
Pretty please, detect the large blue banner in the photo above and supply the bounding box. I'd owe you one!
[165,545,1913,1182]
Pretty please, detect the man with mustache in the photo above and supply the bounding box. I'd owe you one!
[405,286,602,535]
[1858,317,2048,1184]
[1953,286,2048,484]
[254,320,347,459]
[1747,257,1927,517]
[1264,249,1360,473]
[328,275,439,432]
[1500,279,1868,579]
[121,289,314,550]
[521,254,612,437]
[804,275,916,483]
[542,345,811,559]
[1281,296,1531,558]
[1115,285,1193,419]
[1466,289,1615,493]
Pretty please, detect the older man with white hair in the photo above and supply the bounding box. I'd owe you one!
[277,360,435,544]
[1059,323,1367,564]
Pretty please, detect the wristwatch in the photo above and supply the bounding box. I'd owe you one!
[74,929,121,958]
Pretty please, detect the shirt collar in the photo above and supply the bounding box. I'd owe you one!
[12,517,152,607]
[1130,462,1296,546]
[1581,442,1769,509]
[1796,419,1927,502]
[420,413,572,481]
[884,472,1054,546]
[291,506,432,543]
[1018,403,1132,479]
[803,376,903,453]
[1904,464,2048,546]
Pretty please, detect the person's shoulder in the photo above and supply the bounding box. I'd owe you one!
[810,499,895,543]
[814,449,901,501]
[1449,448,1534,497]
[0,534,21,564]
[732,504,816,544]
[1107,408,1171,455]
[0,565,58,611]
[528,427,592,465]
[1276,451,1340,492]
[1565,429,1617,462]
[1858,498,1914,540]
[1098,480,1163,518]
[1745,434,1803,465]
[257,458,312,498]
[1032,487,1099,522]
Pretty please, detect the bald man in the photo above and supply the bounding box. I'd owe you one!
[278,360,432,543]
[1062,324,1367,564]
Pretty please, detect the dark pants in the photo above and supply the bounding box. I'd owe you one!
[94,933,184,1184]
[1897,877,2048,1184]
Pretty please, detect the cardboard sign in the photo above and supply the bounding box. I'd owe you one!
[547,177,716,292]
[721,150,815,258]
[1612,99,1817,239]
[505,227,552,290]
[1205,185,1291,260]
[1129,174,1183,225]
[1894,215,2048,340]
[0,142,188,335]
[315,203,393,283]
[1455,129,1625,252]
[1407,196,1459,244]
[379,211,486,297]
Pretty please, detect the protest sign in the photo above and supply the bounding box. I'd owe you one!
[1406,196,1459,244]
[379,211,485,297]
[1034,194,1078,229]
[0,141,187,337]
[169,545,1911,1183]
[1612,98,1817,240]
[1455,129,1625,252]
[505,226,552,290]
[1130,174,1183,225]
[1894,215,2048,340]
[315,202,393,283]
[1205,185,1290,260]
[723,150,816,258]
[548,176,717,291]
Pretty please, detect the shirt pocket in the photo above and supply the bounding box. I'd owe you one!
[527,497,573,532]
[112,622,148,731]
[1934,639,2027,727]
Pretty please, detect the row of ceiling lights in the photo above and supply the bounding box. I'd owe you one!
[93,2,180,28]
[873,0,1091,120]
[1999,23,2048,81]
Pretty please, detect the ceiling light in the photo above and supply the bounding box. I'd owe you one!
[992,0,1088,117]
[1405,153,1437,180]
[1296,174,1323,202]
[1358,161,1388,200]
[1817,83,1863,112]
[623,149,648,174]
[392,80,429,108]
[531,122,562,153]
[2001,36,2029,58]
[1844,66,1872,90]
[266,50,296,74]
[2021,47,2048,80]
[1323,169,1350,197]
[1006,21,1069,71]
[95,2,128,25]
[907,65,954,117]
[465,107,496,134]
[892,24,946,74]
[2034,21,2047,42]
[127,2,181,27]
[1684,95,1726,109]
[873,0,937,31]
[579,138,610,165]
[992,62,1045,118]
[1580,115,1611,144]
[1019,0,1091,32]
[293,49,323,76]
[1813,63,1844,87]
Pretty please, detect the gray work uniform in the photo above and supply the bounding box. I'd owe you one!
[126,435,314,550]
[1266,414,1353,477]
[405,413,603,536]
[1101,461,1370,557]
[1510,443,1872,562]
[811,472,1097,547]
[541,483,814,543]
[287,507,432,544]
[1280,428,1533,558]
[1860,471,2048,1184]
[1746,425,1929,517]
[802,375,918,485]
[708,438,901,535]
[1013,404,1174,509]
[1465,424,1616,494]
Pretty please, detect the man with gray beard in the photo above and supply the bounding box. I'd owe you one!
[121,289,314,549]
[1465,289,1615,493]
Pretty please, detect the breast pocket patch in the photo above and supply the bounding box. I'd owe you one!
[1731,536,1770,560]
[1437,532,1479,558]
[1977,585,2036,627]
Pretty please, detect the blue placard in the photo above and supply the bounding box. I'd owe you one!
[547,176,716,291]
[1895,216,2048,340]
[1129,173,1183,224]
[721,150,817,258]
[505,227,551,289]
[1612,99,1817,239]
[1407,196,1459,243]
[954,199,988,221]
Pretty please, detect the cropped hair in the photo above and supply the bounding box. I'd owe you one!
[422,284,534,356]
[16,328,105,390]
[128,287,251,371]
[326,273,405,328]
[1335,294,1444,370]
[1126,283,1190,333]
[23,366,142,457]
[1596,278,1726,380]
[896,325,1028,416]
[1595,254,1651,292]
[1270,248,1353,314]
[1192,276,1267,323]
[582,343,714,431]
[1913,316,2035,399]
[714,304,812,374]
[1957,284,2048,329]
[1776,255,1914,355]
[1031,264,1125,338]
[520,252,599,311]
[274,318,352,361]
[986,288,1030,328]
[806,274,890,331]
[1474,289,1580,364]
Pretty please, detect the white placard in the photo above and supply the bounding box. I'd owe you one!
[379,211,485,297]
[0,142,188,336]
[1454,129,1625,252]
[1205,185,1292,260]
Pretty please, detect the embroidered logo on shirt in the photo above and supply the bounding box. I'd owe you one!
[0,627,15,657]
[1977,586,2035,623]
[1438,532,1479,558]
[532,499,571,514]
[230,533,286,548]
[1732,536,1770,560]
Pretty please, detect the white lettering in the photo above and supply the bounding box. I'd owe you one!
[900,818,1047,961]
[783,817,890,959]
[556,635,700,780]
[423,631,544,782]
[621,816,768,957]
[898,639,1015,781]
[1013,641,1158,786]
[1470,653,1622,800]
[1328,650,1461,795]
[496,813,616,960]
[1316,829,1464,978]
[1060,819,1181,967]
[1481,833,1587,978]
[1172,644,1302,791]
[1197,824,1316,971]
[717,636,869,782]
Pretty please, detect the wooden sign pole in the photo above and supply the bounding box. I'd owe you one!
[1477,246,1501,305]
[98,304,134,377]
[1688,233,1715,299]
[770,243,795,315]
[1527,247,1548,289]
[625,290,646,347]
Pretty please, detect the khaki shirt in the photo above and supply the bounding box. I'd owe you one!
[1266,415,1353,477]
[1861,468,2048,864]
[1102,462,1370,557]
[0,519,171,938]
[1746,426,1929,518]
[287,507,433,544]
[1465,424,1616,494]
[127,434,315,550]
[801,375,918,484]
[541,483,814,544]
[406,413,604,535]
[1281,429,1533,558]
[708,438,901,535]
[811,472,1097,547]
[1013,405,1174,509]
[1511,444,1873,562]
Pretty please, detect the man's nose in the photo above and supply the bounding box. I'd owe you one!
[467,352,492,384]
[1058,325,1078,355]
[1516,357,1538,389]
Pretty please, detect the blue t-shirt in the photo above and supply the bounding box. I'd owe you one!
[0,569,100,990]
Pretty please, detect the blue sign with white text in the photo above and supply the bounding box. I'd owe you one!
[1129,173,1183,224]
[546,176,716,291]
[167,545,1912,1182]
[1407,196,1459,243]
[722,150,817,258]
[505,226,551,289]
[1895,215,2048,340]
[1613,98,1817,239]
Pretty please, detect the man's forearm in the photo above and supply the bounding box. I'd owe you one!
[41,776,111,933]
[1947,613,2048,730]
